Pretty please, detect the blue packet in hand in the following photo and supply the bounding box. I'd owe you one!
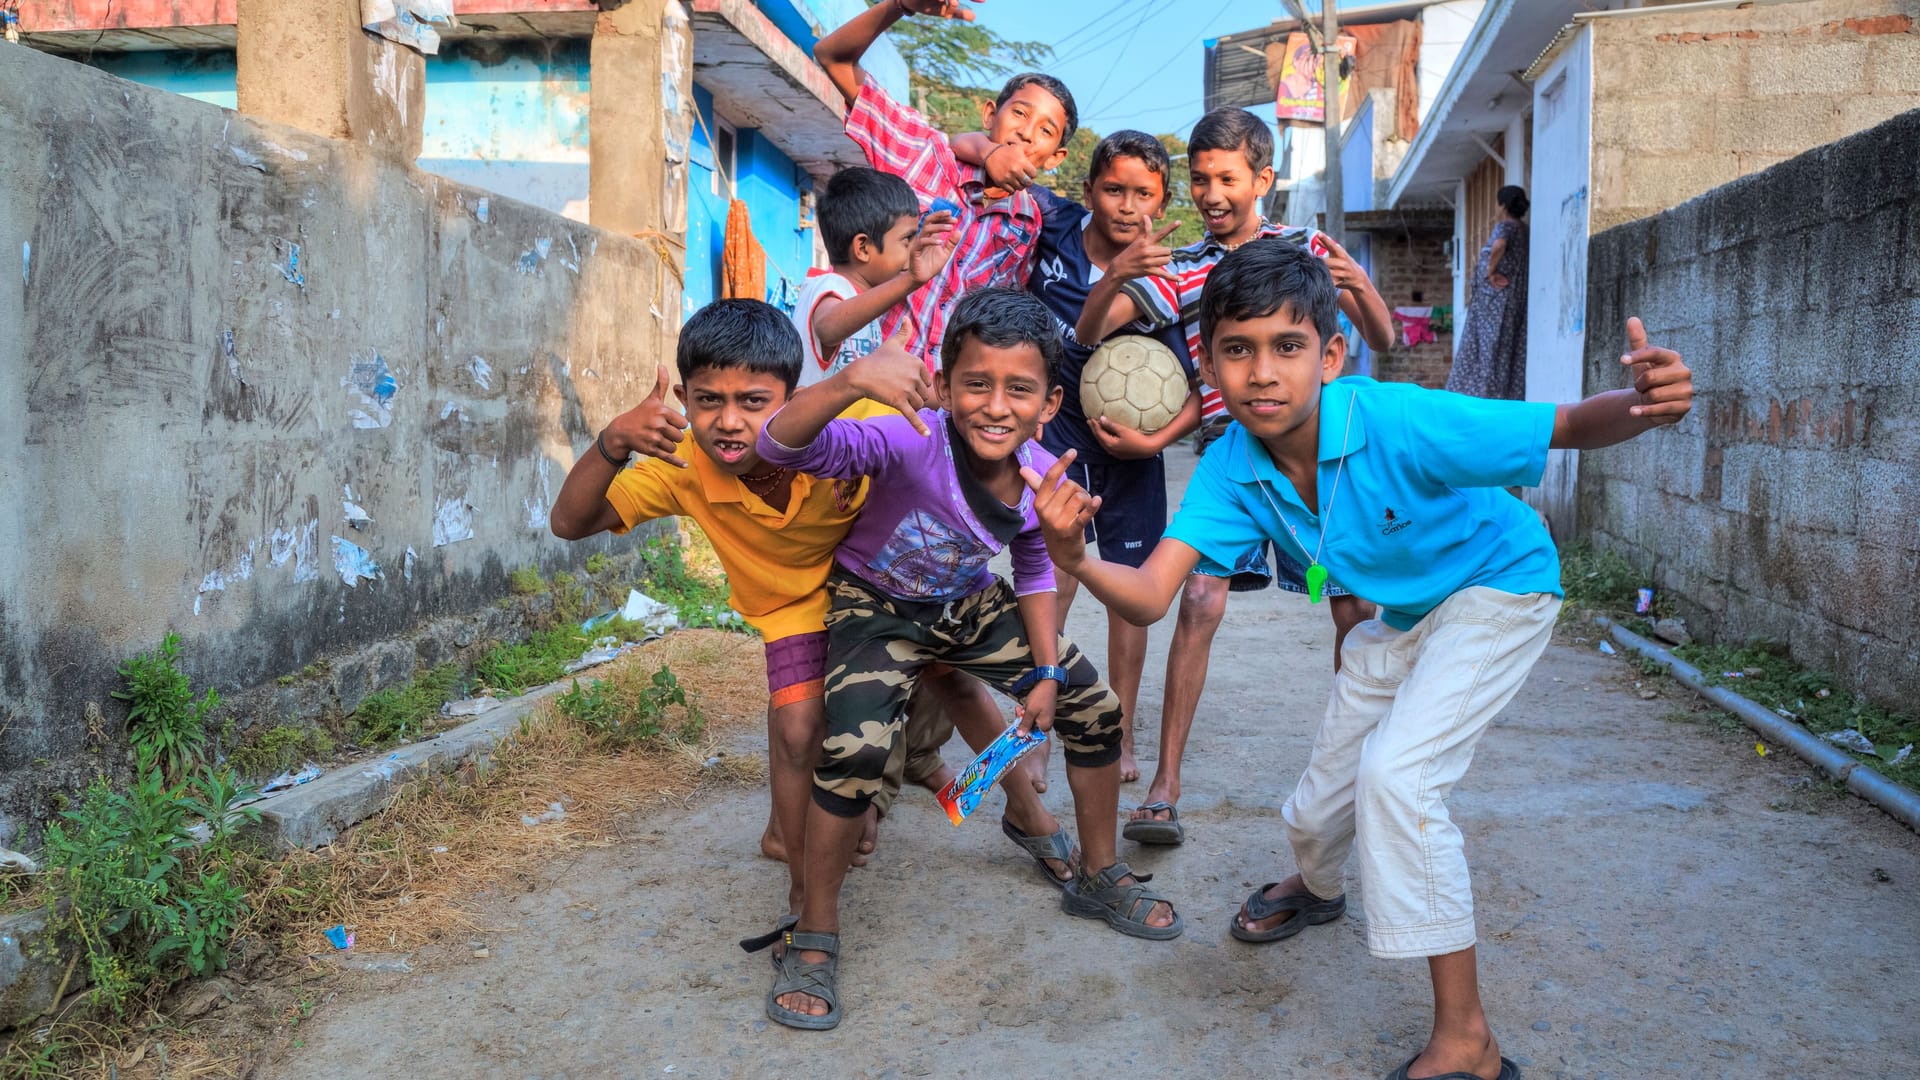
[936,724,1048,825]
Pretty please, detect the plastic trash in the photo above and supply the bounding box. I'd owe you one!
[340,952,414,973]
[582,589,678,638]
[564,636,628,674]
[324,925,354,950]
[521,801,566,827]
[936,724,1048,826]
[0,847,39,873]
[1891,745,1913,767]
[1596,641,1616,656]
[441,695,498,718]
[1635,588,1654,615]
[262,762,323,794]
[1821,729,1875,755]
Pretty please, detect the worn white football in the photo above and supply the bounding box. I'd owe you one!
[1081,335,1188,434]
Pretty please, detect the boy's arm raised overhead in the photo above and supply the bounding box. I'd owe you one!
[1021,450,1203,627]
[550,364,688,540]
[1551,317,1694,449]
[816,0,976,107]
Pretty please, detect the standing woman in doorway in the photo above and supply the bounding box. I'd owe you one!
[1446,185,1529,400]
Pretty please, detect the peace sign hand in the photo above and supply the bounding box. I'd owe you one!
[1107,220,1182,285]
[604,363,690,468]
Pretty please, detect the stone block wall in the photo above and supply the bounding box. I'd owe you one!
[1361,211,1456,388]
[1578,106,1920,711]
[1589,0,1920,232]
[0,42,678,834]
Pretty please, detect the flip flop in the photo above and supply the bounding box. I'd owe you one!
[1383,1054,1521,1080]
[764,930,842,1031]
[1001,817,1078,890]
[1230,883,1346,943]
[1060,861,1184,940]
[1122,801,1185,845]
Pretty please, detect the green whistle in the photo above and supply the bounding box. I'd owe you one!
[1306,563,1328,604]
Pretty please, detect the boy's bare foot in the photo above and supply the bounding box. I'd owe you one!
[761,822,787,864]
[915,761,958,796]
[1118,728,1140,783]
[1126,778,1179,827]
[850,805,879,868]
[1403,1024,1502,1080]
[773,949,835,1018]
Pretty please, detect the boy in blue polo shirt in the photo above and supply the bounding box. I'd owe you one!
[1023,240,1694,1080]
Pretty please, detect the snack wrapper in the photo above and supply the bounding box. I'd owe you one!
[936,724,1048,826]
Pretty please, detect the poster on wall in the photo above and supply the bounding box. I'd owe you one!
[1557,185,1589,338]
[1274,31,1356,123]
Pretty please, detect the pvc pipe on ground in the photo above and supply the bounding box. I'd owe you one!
[1596,618,1920,834]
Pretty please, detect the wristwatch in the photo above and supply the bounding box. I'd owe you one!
[1011,665,1070,695]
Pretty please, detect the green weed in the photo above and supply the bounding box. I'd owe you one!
[112,635,215,782]
[585,552,611,576]
[635,534,741,632]
[1677,641,1920,789]
[509,565,546,595]
[473,629,589,697]
[555,664,703,748]
[228,725,335,780]
[1558,542,1645,618]
[352,665,462,746]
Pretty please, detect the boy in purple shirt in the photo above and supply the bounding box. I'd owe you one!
[751,288,1183,1030]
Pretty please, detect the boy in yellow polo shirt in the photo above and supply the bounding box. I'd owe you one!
[550,299,1080,931]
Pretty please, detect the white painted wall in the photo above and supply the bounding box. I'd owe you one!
[1523,27,1593,538]
[1452,178,1468,355]
[1418,0,1488,124]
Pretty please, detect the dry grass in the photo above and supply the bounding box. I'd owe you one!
[7,629,768,1080]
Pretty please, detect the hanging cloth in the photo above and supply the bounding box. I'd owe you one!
[722,198,767,302]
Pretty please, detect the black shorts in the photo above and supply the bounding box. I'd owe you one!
[1070,457,1167,570]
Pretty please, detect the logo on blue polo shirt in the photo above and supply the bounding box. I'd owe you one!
[1380,506,1412,536]
[1036,254,1068,293]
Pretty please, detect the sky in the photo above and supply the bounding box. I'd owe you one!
[957,0,1296,140]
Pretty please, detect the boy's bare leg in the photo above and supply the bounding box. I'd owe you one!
[781,801,866,1018]
[1065,760,1175,928]
[1329,594,1373,672]
[1409,946,1503,1080]
[1133,574,1226,826]
[1106,611,1149,783]
[763,699,876,876]
[933,669,1076,882]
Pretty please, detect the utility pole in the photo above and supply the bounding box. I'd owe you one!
[1322,0,1343,246]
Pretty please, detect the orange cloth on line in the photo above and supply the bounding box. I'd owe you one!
[722,198,767,301]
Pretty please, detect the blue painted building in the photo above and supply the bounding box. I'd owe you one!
[61,0,907,322]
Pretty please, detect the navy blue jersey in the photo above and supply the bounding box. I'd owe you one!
[1027,188,1195,465]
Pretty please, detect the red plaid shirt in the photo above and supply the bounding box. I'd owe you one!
[846,75,1043,367]
[1121,221,1332,421]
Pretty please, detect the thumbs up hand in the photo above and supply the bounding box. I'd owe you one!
[845,322,935,436]
[604,362,692,468]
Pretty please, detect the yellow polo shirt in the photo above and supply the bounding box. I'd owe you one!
[603,405,885,642]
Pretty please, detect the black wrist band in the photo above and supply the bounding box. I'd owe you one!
[596,430,625,469]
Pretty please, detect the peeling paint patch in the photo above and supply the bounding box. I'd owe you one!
[404,546,417,582]
[433,496,475,546]
[439,401,469,422]
[523,458,553,531]
[467,355,493,390]
[331,535,381,587]
[516,237,553,275]
[342,352,398,428]
[262,140,309,162]
[194,545,256,615]
[276,238,305,287]
[475,197,490,224]
[343,499,372,530]
[270,520,320,583]
[20,242,28,286]
[230,144,268,172]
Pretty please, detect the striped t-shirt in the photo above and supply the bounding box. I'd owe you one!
[1119,221,1332,422]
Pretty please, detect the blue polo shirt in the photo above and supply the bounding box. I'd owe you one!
[1164,378,1563,630]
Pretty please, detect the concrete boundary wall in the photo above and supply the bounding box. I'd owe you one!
[0,43,676,834]
[1578,106,1920,712]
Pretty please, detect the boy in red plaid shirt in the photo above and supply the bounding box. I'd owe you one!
[815,0,1077,366]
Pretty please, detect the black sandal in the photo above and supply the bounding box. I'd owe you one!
[1383,1054,1520,1080]
[738,914,798,966]
[763,930,841,1031]
[1001,817,1078,890]
[1230,883,1345,943]
[1122,801,1185,845]
[1060,861,1183,940]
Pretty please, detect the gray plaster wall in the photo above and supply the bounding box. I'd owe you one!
[0,45,677,833]
[1578,106,1920,710]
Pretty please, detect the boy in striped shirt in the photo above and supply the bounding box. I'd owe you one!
[1076,108,1395,843]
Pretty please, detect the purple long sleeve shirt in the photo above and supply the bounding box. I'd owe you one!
[757,408,1058,602]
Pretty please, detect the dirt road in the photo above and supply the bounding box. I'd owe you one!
[269,449,1920,1080]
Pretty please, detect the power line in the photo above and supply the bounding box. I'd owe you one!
[1085,0,1237,121]
[1050,0,1155,54]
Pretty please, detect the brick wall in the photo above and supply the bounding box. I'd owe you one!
[1589,0,1920,232]
[1355,211,1454,387]
[1578,106,1920,711]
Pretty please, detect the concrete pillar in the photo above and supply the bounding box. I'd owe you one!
[1504,113,1529,191]
[589,0,693,241]
[234,0,424,162]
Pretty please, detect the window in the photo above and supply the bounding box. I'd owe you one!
[711,118,737,197]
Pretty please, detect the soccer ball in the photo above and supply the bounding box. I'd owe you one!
[1081,335,1188,434]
